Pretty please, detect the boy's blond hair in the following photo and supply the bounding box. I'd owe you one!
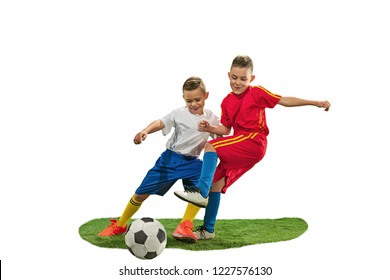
[182,76,206,93]
[231,55,254,73]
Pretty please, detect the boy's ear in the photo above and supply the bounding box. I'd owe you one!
[228,72,231,78]
[205,91,209,99]
[250,75,255,82]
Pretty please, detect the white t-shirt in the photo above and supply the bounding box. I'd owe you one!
[160,107,220,157]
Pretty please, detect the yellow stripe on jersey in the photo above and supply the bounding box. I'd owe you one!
[212,133,258,149]
[254,85,281,99]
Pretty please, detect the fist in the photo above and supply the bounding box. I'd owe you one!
[134,131,147,144]
[198,120,210,132]
[319,100,331,111]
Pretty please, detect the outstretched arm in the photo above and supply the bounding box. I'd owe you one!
[133,119,165,144]
[278,96,331,111]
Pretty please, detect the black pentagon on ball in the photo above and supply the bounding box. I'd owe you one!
[134,230,148,244]
[144,251,158,259]
[157,228,166,243]
[141,217,154,223]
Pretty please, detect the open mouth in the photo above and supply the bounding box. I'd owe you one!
[190,106,201,113]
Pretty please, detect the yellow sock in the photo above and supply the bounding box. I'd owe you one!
[181,203,201,223]
[117,195,143,227]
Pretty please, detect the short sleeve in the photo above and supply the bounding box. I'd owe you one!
[220,97,232,129]
[253,86,281,108]
[160,110,176,136]
[210,111,220,126]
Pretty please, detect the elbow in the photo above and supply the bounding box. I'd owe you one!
[223,127,231,135]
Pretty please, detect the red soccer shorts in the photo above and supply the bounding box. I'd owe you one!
[209,132,267,193]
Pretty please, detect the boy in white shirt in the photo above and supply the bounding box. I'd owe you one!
[99,77,219,242]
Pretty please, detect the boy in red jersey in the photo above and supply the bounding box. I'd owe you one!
[174,55,331,240]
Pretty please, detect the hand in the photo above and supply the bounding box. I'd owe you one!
[133,131,147,144]
[318,100,331,111]
[198,120,210,132]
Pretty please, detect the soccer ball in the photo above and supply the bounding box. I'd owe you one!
[125,217,167,260]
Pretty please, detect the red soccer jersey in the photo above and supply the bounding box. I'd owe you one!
[220,85,281,136]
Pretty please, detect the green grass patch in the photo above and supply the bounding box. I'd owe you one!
[79,217,308,251]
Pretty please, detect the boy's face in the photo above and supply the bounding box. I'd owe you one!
[228,66,255,95]
[183,87,209,115]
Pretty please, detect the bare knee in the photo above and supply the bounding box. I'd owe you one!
[211,178,225,192]
[205,142,216,153]
[133,193,149,202]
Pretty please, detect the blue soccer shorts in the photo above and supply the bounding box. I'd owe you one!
[135,149,202,196]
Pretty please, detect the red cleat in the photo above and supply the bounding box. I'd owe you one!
[99,219,127,236]
[171,220,197,243]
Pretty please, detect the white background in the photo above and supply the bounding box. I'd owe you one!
[1,0,389,279]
